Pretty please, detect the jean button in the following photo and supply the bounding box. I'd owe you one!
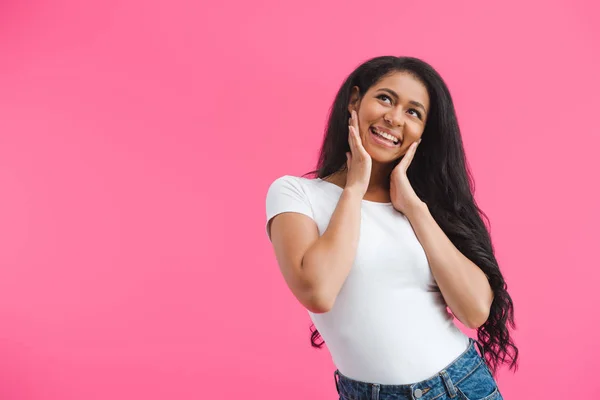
[414,388,423,398]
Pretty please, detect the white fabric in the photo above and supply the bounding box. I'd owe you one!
[265,175,470,385]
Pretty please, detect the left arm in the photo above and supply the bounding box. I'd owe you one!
[390,140,494,329]
[405,202,494,329]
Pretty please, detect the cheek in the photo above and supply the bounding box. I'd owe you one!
[359,119,371,138]
[359,102,383,121]
[404,126,423,143]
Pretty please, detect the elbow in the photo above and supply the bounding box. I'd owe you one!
[465,307,491,329]
[306,302,332,314]
[301,285,335,314]
[304,292,335,314]
[465,319,485,330]
[295,263,336,314]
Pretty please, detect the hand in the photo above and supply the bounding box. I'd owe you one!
[345,110,372,197]
[390,140,425,216]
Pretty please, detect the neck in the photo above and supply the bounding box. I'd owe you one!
[331,161,394,193]
[365,161,394,193]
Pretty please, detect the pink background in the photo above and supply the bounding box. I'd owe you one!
[0,0,598,399]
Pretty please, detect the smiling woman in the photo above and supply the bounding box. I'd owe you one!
[265,56,518,400]
[352,73,429,154]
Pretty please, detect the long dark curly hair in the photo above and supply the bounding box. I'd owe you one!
[302,56,518,375]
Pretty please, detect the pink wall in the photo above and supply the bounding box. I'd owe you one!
[0,0,598,398]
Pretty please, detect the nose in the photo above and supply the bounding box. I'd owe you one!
[384,108,405,127]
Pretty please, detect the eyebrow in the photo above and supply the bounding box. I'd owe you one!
[377,88,428,114]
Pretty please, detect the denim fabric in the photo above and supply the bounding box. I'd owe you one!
[334,339,502,400]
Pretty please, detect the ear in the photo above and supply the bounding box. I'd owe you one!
[347,86,360,114]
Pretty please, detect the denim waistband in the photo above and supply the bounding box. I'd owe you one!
[334,338,487,400]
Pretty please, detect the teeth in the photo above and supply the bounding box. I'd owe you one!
[372,128,399,144]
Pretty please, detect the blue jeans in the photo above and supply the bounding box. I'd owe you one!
[334,338,503,400]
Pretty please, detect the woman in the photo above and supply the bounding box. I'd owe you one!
[265,56,518,400]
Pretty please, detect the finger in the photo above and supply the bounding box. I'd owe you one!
[412,140,420,155]
[352,125,369,157]
[348,125,357,155]
[352,110,362,143]
[351,126,365,157]
[403,141,419,168]
[398,142,414,168]
[348,114,361,145]
[352,125,361,145]
[353,125,362,145]
[352,110,360,132]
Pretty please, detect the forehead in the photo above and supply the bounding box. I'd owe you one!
[370,72,429,108]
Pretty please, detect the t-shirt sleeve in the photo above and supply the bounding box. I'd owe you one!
[265,175,315,240]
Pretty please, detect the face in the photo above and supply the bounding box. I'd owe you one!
[348,71,430,163]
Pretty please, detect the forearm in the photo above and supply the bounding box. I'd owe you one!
[405,202,494,328]
[301,188,363,311]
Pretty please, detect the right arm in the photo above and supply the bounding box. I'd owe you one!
[267,109,371,313]
[268,187,363,313]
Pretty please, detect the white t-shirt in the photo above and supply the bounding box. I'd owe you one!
[265,175,470,385]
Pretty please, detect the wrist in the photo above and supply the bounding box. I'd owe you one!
[342,187,365,201]
[404,200,428,219]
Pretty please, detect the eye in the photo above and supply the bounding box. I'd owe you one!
[408,109,423,120]
[376,94,392,104]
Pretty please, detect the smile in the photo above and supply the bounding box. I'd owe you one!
[369,127,401,148]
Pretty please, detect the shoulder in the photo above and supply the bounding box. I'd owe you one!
[265,175,318,237]
[269,174,303,186]
[267,175,316,196]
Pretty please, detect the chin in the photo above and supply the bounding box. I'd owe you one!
[367,149,400,164]
[364,135,408,162]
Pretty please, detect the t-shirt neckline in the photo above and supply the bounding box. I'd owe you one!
[315,178,393,206]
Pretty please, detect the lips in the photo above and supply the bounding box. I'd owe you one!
[369,127,401,148]
[372,126,402,143]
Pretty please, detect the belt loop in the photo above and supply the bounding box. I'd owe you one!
[334,370,340,394]
[371,383,380,400]
[475,339,486,358]
[439,370,457,398]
